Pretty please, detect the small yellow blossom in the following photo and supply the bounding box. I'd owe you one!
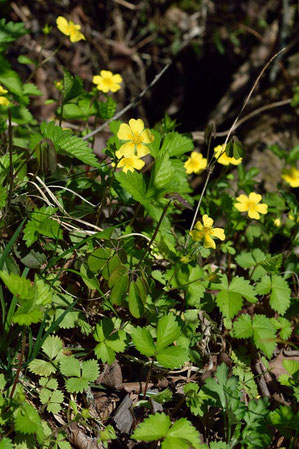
[282,167,299,188]
[190,214,225,249]
[116,119,154,159]
[288,213,299,223]
[92,70,122,93]
[54,80,63,90]
[274,218,281,227]
[184,151,207,174]
[235,192,268,220]
[214,144,242,166]
[0,85,7,95]
[116,155,145,173]
[56,16,85,42]
[0,97,10,107]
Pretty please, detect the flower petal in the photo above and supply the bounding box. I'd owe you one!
[204,235,216,249]
[235,202,248,212]
[202,214,213,228]
[190,229,204,242]
[248,192,262,204]
[136,144,150,158]
[70,30,85,42]
[109,83,121,92]
[56,16,70,35]
[117,124,133,141]
[236,194,248,204]
[112,74,122,84]
[256,203,268,215]
[92,75,101,85]
[116,142,135,158]
[248,209,260,220]
[132,157,145,170]
[129,119,144,134]
[194,221,203,231]
[100,70,113,78]
[140,129,153,144]
[212,228,225,241]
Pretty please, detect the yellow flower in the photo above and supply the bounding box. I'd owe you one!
[0,97,10,107]
[56,16,85,42]
[235,192,268,220]
[274,218,281,227]
[116,155,145,173]
[54,80,63,90]
[288,213,299,223]
[214,144,242,166]
[190,214,225,249]
[116,119,154,159]
[184,151,207,174]
[92,70,122,93]
[282,167,299,188]
[0,85,7,95]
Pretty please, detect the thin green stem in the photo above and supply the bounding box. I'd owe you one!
[10,326,27,398]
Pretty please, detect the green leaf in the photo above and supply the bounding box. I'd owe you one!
[256,275,291,315]
[40,121,100,168]
[63,69,83,103]
[235,249,267,280]
[128,281,145,318]
[81,359,99,382]
[156,314,180,351]
[28,359,56,377]
[0,271,34,300]
[59,356,80,378]
[160,132,194,157]
[131,326,156,357]
[12,304,43,326]
[215,275,257,319]
[94,341,116,364]
[252,315,277,358]
[0,438,13,449]
[110,274,128,305]
[0,185,7,208]
[23,206,62,247]
[42,336,63,360]
[260,254,283,273]
[87,247,111,273]
[115,171,149,206]
[0,19,27,44]
[165,417,202,449]
[0,55,23,97]
[99,96,117,120]
[156,346,189,369]
[39,377,58,389]
[14,402,43,437]
[23,83,42,96]
[271,317,292,340]
[132,412,171,441]
[65,377,89,393]
[233,314,253,339]
[94,318,126,363]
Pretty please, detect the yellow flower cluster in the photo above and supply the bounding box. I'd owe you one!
[114,119,154,173]
[93,70,122,93]
[0,85,9,107]
[214,144,242,166]
[56,16,85,42]
[184,152,207,174]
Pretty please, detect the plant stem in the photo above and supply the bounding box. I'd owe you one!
[10,326,27,398]
[143,359,154,399]
[3,109,14,220]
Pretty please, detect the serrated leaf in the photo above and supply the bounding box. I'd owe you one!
[156,314,180,351]
[129,281,144,318]
[94,341,116,364]
[99,96,117,120]
[12,304,43,326]
[65,377,89,393]
[0,55,23,97]
[0,19,27,44]
[59,356,80,377]
[260,254,283,273]
[0,438,13,449]
[28,359,56,377]
[233,314,253,339]
[115,171,149,206]
[160,132,194,157]
[63,69,83,103]
[166,418,202,449]
[252,315,277,358]
[39,377,58,390]
[42,335,63,360]
[269,275,291,315]
[82,359,99,382]
[235,249,267,280]
[131,326,156,357]
[14,402,43,436]
[215,275,257,319]
[0,271,34,300]
[40,121,100,168]
[156,346,188,369]
[132,412,171,441]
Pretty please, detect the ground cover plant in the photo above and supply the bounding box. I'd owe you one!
[0,1,298,448]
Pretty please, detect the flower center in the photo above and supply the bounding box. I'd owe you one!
[68,23,77,35]
[246,201,257,211]
[103,78,114,88]
[131,132,142,145]
[202,226,212,235]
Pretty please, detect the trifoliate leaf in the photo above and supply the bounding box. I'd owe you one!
[59,356,80,377]
[215,275,257,319]
[132,412,171,441]
[156,346,189,369]
[28,359,56,377]
[156,314,181,351]
[271,317,292,340]
[235,249,267,280]
[93,318,127,364]
[39,377,58,390]
[0,19,28,44]
[81,359,99,382]
[131,327,156,357]
[42,335,63,360]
